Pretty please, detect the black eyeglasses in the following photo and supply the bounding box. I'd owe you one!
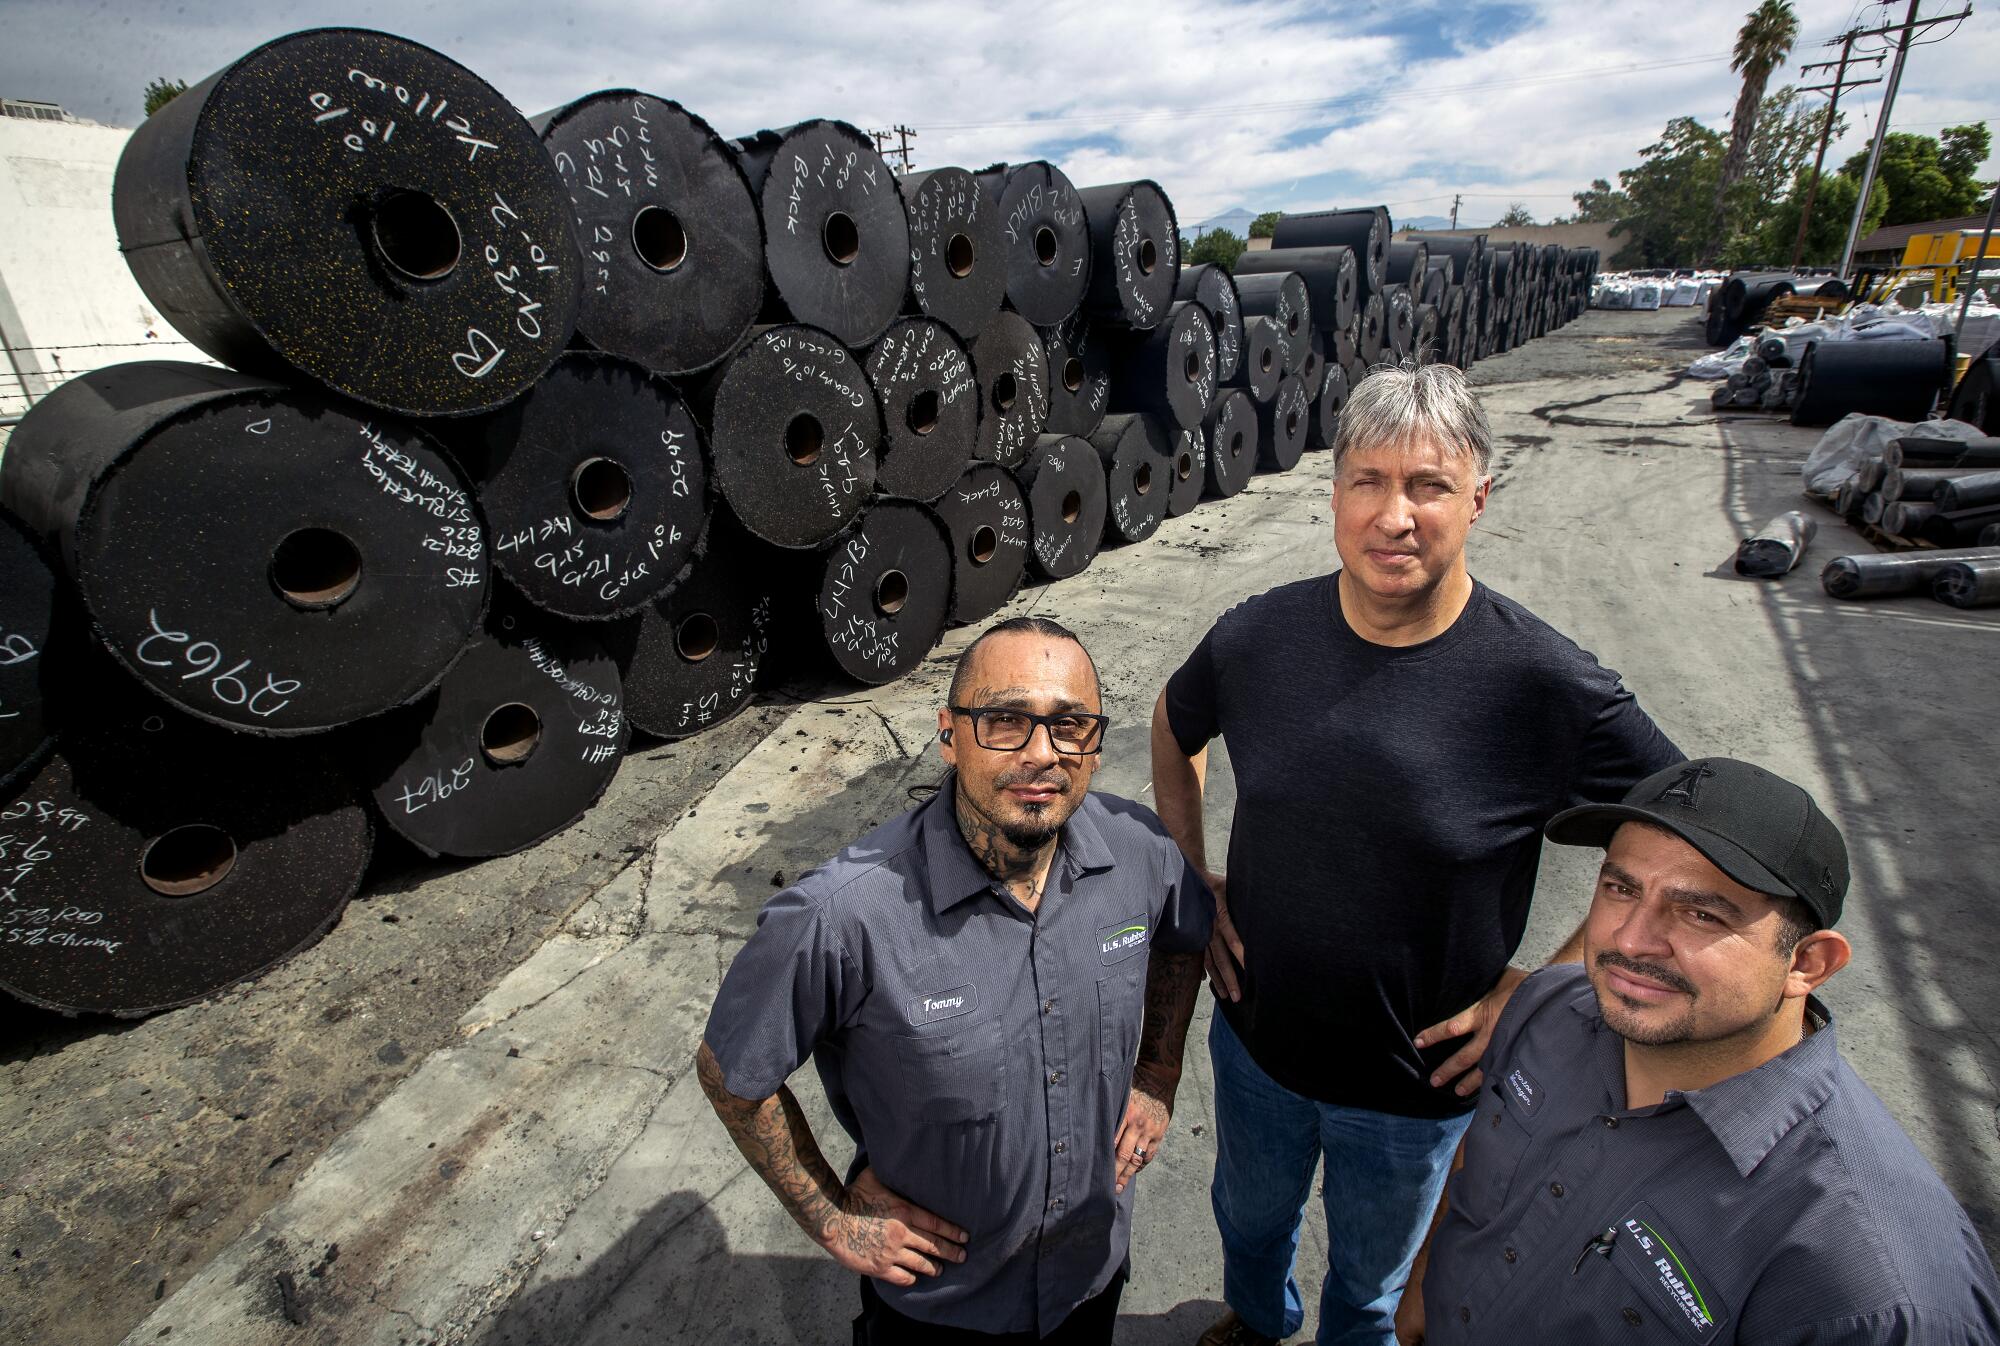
[949,705,1109,755]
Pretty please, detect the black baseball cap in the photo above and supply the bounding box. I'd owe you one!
[1545,757,1850,928]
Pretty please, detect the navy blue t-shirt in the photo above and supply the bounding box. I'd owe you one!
[1165,574,1682,1118]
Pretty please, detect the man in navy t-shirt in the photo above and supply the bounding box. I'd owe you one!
[1151,360,1683,1346]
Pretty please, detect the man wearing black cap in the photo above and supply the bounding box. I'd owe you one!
[1395,757,2000,1344]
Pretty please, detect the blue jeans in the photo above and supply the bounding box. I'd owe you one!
[1208,1013,1472,1345]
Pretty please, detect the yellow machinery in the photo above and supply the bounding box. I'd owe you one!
[1861,228,2000,306]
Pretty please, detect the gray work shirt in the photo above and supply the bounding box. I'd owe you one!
[1424,965,2000,1344]
[703,777,1213,1337]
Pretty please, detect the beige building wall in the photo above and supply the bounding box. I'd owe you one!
[1393,221,1622,254]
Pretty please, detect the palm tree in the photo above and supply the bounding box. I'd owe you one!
[1707,0,1800,262]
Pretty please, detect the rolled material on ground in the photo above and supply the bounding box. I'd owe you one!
[698,325,877,547]
[1175,263,1243,382]
[1934,557,2000,607]
[734,120,909,347]
[1299,328,1328,401]
[1089,414,1171,545]
[2,362,486,735]
[1420,264,1451,308]
[1385,241,1429,291]
[1413,304,1441,365]
[1309,362,1349,452]
[1821,546,2000,599]
[1234,272,1311,376]
[968,310,1051,468]
[1857,458,1888,494]
[1833,478,1862,519]
[1358,292,1387,364]
[1734,511,1817,576]
[619,522,773,739]
[1937,471,2000,511]
[1077,181,1180,331]
[1256,374,1311,473]
[1790,340,1954,427]
[1921,504,2000,547]
[866,318,980,503]
[1040,311,1112,438]
[809,501,950,684]
[1860,492,1887,526]
[446,352,707,620]
[1165,423,1206,517]
[1108,300,1217,431]
[1882,501,1936,537]
[1885,435,2000,470]
[1204,389,1258,499]
[0,685,370,1016]
[535,91,761,377]
[1234,246,1356,335]
[978,161,1090,326]
[1270,208,1386,292]
[369,614,625,857]
[1755,336,1791,368]
[1384,286,1416,362]
[1226,316,1284,403]
[1407,234,1484,290]
[1987,523,2000,546]
[0,510,57,793]
[113,28,579,417]
[1882,467,1992,504]
[1018,434,1107,580]
[932,461,1029,624]
[900,166,1007,340]
[1948,352,1998,434]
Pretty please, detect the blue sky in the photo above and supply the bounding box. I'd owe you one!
[0,0,1992,228]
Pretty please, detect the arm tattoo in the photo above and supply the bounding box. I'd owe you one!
[697,1043,844,1246]
[1135,949,1204,1091]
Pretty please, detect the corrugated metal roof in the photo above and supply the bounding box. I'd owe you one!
[1854,209,1997,257]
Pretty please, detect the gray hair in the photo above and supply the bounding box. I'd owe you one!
[1332,359,1493,477]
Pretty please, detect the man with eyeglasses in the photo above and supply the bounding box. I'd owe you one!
[699,616,1214,1344]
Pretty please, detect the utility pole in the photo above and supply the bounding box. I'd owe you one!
[891,124,917,175]
[1449,193,1462,229]
[1790,33,1883,270]
[1836,2,1974,279]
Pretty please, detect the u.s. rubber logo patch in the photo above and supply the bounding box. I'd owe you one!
[1097,916,1150,964]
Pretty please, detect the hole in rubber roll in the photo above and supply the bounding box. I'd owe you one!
[632,205,689,273]
[1134,238,1158,276]
[1176,452,1193,480]
[1259,348,1273,374]
[874,569,909,615]
[907,391,940,436]
[571,457,634,523]
[947,232,975,278]
[1287,311,1301,336]
[1230,431,1244,458]
[676,612,719,663]
[823,211,860,267]
[970,525,998,565]
[1035,226,1058,267]
[369,189,462,282]
[1184,351,1201,383]
[270,528,363,610]
[481,702,542,767]
[1286,411,1300,438]
[140,825,238,898]
[1063,358,1085,394]
[1060,490,1081,524]
[786,413,824,466]
[1134,462,1153,495]
[993,372,1018,415]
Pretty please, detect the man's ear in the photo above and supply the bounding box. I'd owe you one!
[1786,929,1851,999]
[1469,473,1493,526]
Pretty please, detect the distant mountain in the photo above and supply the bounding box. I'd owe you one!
[1397,215,1455,231]
[1182,206,1256,239]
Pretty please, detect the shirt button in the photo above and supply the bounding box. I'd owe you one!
[1042,999,1056,1015]
[1048,1197,1064,1211]
[1503,1247,1518,1263]
[1490,1114,1501,1129]
[1458,1307,1471,1324]
[1054,1140,1067,1154]
[1549,1182,1565,1198]
[1049,1070,1064,1086]
[1603,1116,1620,1129]
[1623,1308,1643,1326]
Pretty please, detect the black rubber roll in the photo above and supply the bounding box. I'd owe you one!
[1938,471,2000,511]
[1832,479,1862,520]
[1227,316,1284,402]
[1,362,486,736]
[368,610,625,857]
[1334,328,1358,370]
[1234,272,1312,376]
[1257,374,1311,473]
[1946,354,1999,434]
[112,28,579,417]
[441,352,707,620]
[810,500,951,683]
[1882,467,1991,503]
[1420,265,1451,308]
[1040,311,1112,438]
[1856,458,1887,494]
[1175,263,1244,383]
[968,310,1051,468]
[0,685,370,1016]
[866,318,980,503]
[1384,286,1416,362]
[900,166,1008,340]
[1920,504,2000,547]
[1934,557,2000,608]
[1165,422,1207,517]
[1299,328,1328,401]
[1385,241,1429,291]
[1234,245,1357,334]
[1860,492,1887,527]
[732,120,909,347]
[1755,335,1792,368]
[696,324,878,547]
[1089,414,1171,545]
[618,521,774,739]
[1358,292,1387,364]
[1204,389,1259,499]
[0,510,57,793]
[1413,303,1442,364]
[1309,362,1349,453]
[1790,340,1954,427]
[1108,300,1218,431]
[534,91,762,377]
[1734,511,1817,577]
[933,461,1030,624]
[977,161,1091,326]
[1882,501,1935,537]
[1017,435,1107,581]
[1823,546,2000,598]
[1076,181,1181,331]
[1885,435,2000,469]
[1269,207,1387,292]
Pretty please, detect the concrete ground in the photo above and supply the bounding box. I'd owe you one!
[7,306,1997,1346]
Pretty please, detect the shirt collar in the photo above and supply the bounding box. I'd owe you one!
[920,771,1116,915]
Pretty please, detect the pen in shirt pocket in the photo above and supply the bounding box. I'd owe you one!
[1571,1225,1618,1275]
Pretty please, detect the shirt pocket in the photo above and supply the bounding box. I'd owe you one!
[1603,1203,1728,1344]
[895,1012,1009,1126]
[1097,960,1146,1087]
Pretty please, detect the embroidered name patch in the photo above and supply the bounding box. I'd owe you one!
[1097,916,1150,964]
[1504,1065,1543,1116]
[910,984,979,1025]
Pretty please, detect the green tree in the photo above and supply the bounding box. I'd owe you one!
[1706,0,1800,262]
[1609,116,1726,268]
[1738,166,1887,267]
[1844,126,1991,225]
[1249,211,1281,239]
[1563,179,1631,223]
[143,77,188,117]
[1188,228,1246,269]
[1494,202,1535,227]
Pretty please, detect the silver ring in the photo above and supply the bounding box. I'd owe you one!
[1132,1147,1148,1160]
